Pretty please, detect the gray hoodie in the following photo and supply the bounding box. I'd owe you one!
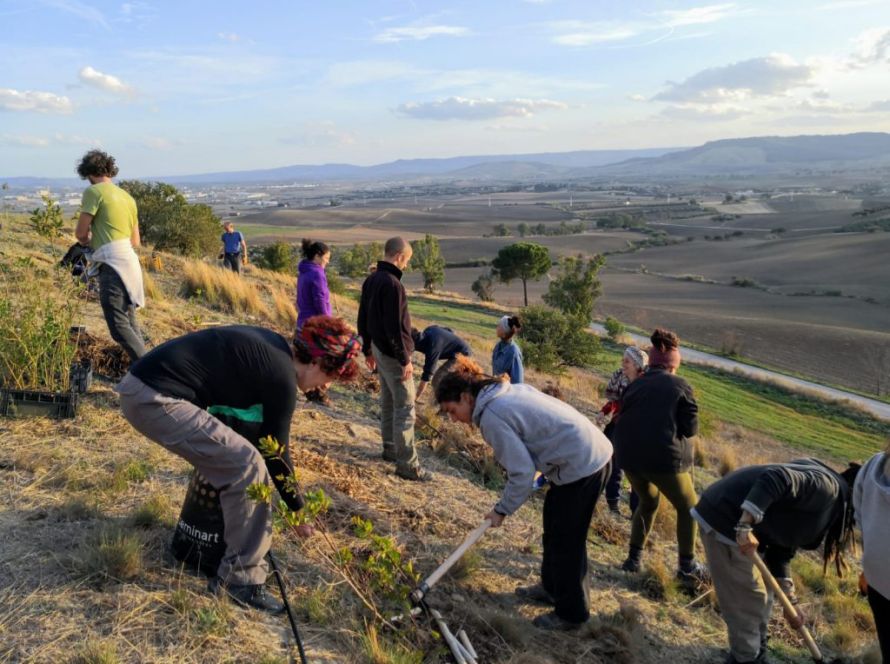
[473,382,612,515]
[853,452,890,599]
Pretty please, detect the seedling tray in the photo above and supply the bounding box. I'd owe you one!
[0,389,78,419]
[70,360,93,394]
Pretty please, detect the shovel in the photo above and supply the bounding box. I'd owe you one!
[750,551,828,663]
[410,519,491,604]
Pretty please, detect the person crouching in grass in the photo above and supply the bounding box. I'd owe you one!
[435,357,612,631]
[692,458,860,664]
[116,316,360,613]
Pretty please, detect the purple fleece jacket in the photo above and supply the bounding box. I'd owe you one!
[296,259,332,328]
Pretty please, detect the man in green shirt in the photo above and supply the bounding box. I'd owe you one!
[75,150,146,361]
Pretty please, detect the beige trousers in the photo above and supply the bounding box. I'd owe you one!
[701,529,774,662]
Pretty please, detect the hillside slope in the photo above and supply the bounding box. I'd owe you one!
[0,217,884,663]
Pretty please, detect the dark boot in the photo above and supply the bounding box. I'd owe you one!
[515,583,555,606]
[532,611,585,631]
[209,577,285,614]
[395,465,432,482]
[620,545,643,573]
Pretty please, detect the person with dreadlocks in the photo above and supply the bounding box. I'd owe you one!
[691,458,860,664]
[116,316,360,613]
[435,357,613,631]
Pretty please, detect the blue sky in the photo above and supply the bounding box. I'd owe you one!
[2,0,889,177]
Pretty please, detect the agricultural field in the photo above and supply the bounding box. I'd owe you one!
[396,192,890,396]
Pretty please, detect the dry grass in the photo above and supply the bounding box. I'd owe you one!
[142,271,165,302]
[180,260,268,316]
[270,285,298,330]
[76,526,144,582]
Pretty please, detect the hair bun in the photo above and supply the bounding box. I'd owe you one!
[650,327,679,352]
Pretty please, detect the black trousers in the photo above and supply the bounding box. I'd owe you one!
[98,265,145,362]
[868,585,890,661]
[223,252,242,273]
[540,462,610,623]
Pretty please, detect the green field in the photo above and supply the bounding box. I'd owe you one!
[405,297,888,462]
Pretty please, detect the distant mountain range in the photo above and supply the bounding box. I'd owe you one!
[5,133,889,187]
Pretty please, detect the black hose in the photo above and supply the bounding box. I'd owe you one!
[267,551,308,664]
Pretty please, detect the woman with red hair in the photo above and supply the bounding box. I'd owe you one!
[116,316,360,613]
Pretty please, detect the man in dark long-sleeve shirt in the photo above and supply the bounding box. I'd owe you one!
[411,325,471,400]
[357,237,430,481]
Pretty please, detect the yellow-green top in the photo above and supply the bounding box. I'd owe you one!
[80,182,138,250]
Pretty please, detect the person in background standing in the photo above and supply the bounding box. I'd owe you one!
[601,346,648,514]
[612,328,704,582]
[492,315,524,384]
[853,444,890,661]
[357,237,430,482]
[74,149,146,362]
[296,238,333,405]
[220,221,247,274]
[411,324,471,401]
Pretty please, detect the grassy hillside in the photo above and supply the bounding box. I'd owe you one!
[0,214,883,663]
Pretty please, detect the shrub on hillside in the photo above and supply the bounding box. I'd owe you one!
[120,181,221,257]
[519,305,600,373]
[543,253,605,322]
[604,316,625,341]
[471,271,496,301]
[411,233,446,293]
[256,241,296,274]
[337,242,383,278]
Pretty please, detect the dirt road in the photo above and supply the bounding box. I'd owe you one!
[591,324,890,421]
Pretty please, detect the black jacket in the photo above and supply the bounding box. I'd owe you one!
[357,261,413,366]
[695,458,846,562]
[612,368,698,473]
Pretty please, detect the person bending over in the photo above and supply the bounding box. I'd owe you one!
[436,357,612,631]
[692,458,859,664]
[411,324,471,401]
[117,316,360,613]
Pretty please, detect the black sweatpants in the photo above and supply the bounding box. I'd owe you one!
[868,585,890,661]
[540,462,610,623]
[99,264,145,362]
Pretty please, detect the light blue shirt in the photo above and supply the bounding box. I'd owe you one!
[492,339,523,384]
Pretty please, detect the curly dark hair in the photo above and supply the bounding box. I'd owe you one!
[76,150,119,179]
[292,316,360,381]
[434,356,506,405]
[822,462,862,576]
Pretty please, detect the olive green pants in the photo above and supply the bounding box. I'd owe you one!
[624,470,698,558]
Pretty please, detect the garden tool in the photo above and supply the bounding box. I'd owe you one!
[750,551,833,663]
[410,519,491,604]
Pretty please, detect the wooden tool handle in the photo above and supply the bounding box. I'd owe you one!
[750,552,822,661]
[423,520,491,591]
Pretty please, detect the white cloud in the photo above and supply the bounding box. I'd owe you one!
[280,122,357,147]
[627,93,647,102]
[218,32,241,42]
[866,99,890,112]
[0,133,99,147]
[549,5,738,47]
[660,103,748,121]
[78,66,134,95]
[374,25,469,43]
[550,21,640,46]
[653,54,814,104]
[396,97,567,120]
[0,88,73,113]
[142,136,180,150]
[658,4,737,27]
[39,0,109,28]
[849,27,890,67]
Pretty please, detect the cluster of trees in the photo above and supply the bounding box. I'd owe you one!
[488,220,590,238]
[120,181,222,257]
[335,234,446,293]
[472,241,606,373]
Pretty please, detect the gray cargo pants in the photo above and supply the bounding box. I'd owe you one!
[702,529,774,662]
[116,373,272,586]
[372,343,418,472]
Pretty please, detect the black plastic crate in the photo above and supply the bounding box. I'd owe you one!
[70,360,93,394]
[0,390,78,419]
